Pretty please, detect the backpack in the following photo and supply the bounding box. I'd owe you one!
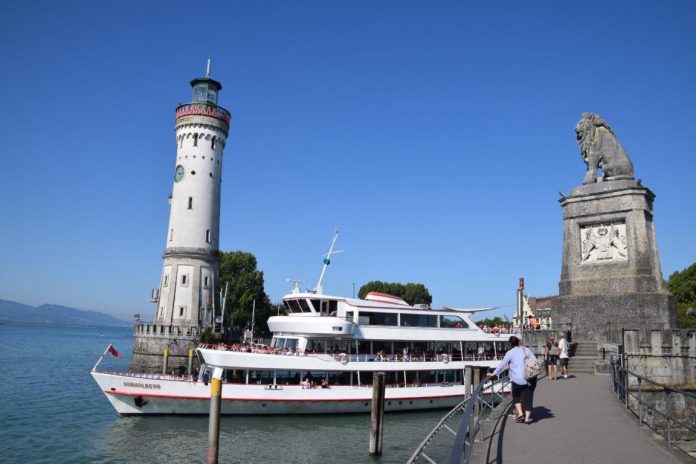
[524,349,541,380]
[549,343,559,357]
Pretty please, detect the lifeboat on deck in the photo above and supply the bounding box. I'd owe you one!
[364,292,410,306]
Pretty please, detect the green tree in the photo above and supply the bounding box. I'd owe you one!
[474,317,507,327]
[666,263,696,328]
[219,251,273,337]
[358,281,432,306]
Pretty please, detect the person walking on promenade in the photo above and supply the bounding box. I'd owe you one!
[545,336,559,380]
[488,335,536,424]
[558,333,569,379]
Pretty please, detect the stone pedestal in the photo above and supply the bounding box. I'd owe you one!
[554,179,677,342]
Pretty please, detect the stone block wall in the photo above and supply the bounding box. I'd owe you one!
[129,323,201,374]
[620,329,696,434]
[623,329,696,388]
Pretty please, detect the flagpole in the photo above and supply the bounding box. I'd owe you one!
[92,343,112,372]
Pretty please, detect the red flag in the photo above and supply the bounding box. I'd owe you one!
[108,345,121,358]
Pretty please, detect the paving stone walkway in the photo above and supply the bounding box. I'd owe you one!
[472,374,692,464]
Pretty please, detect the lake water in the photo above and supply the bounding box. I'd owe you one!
[0,324,455,463]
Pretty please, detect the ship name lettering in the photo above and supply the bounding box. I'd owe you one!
[123,382,161,389]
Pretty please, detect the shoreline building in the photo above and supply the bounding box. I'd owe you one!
[512,277,558,329]
[130,66,231,373]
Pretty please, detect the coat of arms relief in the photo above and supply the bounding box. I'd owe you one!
[580,223,628,263]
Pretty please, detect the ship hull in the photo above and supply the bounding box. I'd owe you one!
[92,371,505,415]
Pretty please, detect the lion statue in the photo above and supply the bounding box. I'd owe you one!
[575,112,634,185]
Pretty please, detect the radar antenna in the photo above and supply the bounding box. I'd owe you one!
[315,228,343,294]
[286,278,303,294]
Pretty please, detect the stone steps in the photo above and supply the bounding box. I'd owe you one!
[569,341,598,373]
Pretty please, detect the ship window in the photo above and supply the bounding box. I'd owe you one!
[329,300,337,313]
[358,311,398,326]
[345,311,354,322]
[298,299,311,313]
[283,301,294,313]
[440,315,465,328]
[310,299,321,312]
[400,313,438,327]
[306,339,327,352]
[287,300,302,313]
[321,300,331,315]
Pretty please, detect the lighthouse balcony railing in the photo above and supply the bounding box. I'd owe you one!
[175,103,231,123]
[134,323,200,338]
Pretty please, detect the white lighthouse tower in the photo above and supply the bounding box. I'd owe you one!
[131,64,230,373]
[155,62,230,330]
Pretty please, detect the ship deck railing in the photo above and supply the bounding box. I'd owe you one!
[95,371,195,382]
[198,343,501,363]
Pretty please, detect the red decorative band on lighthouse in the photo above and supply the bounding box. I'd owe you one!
[175,103,231,123]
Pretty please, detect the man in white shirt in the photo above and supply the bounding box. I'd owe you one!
[558,333,569,379]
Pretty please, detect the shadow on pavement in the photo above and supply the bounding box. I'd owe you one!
[531,406,554,422]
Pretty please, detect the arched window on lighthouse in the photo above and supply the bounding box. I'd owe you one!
[206,229,211,243]
[193,134,198,147]
[211,137,216,150]
[188,197,193,209]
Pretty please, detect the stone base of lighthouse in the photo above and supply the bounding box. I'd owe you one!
[129,324,201,374]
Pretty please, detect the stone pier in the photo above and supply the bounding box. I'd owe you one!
[129,323,201,374]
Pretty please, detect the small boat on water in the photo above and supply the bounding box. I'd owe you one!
[92,233,514,415]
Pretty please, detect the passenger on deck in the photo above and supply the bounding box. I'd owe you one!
[321,379,330,389]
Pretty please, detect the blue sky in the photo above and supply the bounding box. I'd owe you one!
[1,1,695,321]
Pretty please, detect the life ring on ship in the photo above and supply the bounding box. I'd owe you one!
[339,353,349,365]
[441,354,449,364]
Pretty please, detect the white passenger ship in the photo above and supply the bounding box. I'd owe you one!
[92,235,513,415]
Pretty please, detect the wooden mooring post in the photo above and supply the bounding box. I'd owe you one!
[162,348,169,375]
[369,372,386,455]
[464,366,473,398]
[188,348,194,376]
[207,378,222,464]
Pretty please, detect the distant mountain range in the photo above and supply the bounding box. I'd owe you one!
[0,299,130,327]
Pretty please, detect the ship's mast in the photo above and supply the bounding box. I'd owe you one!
[315,229,342,294]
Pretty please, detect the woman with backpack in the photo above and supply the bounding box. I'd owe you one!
[488,335,538,424]
[545,336,559,380]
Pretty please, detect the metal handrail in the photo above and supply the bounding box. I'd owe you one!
[619,363,696,400]
[610,358,696,451]
[407,375,510,464]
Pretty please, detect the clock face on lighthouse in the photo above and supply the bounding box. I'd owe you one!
[174,165,185,182]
